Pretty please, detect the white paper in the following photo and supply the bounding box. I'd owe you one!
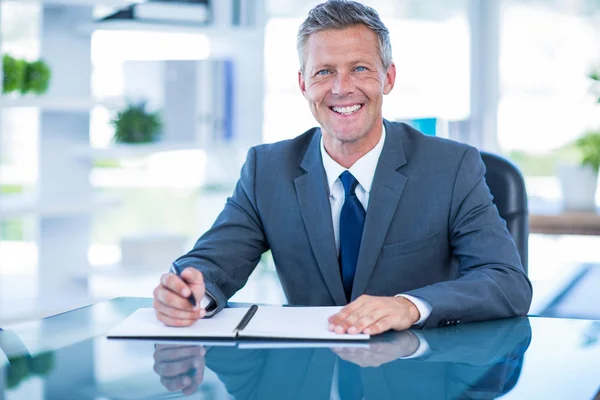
[239,306,370,341]
[107,307,369,341]
[107,308,250,339]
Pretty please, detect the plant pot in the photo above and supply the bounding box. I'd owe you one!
[557,164,599,211]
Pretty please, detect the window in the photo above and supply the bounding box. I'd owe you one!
[498,0,600,199]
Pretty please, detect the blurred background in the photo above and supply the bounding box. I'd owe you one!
[1,0,600,324]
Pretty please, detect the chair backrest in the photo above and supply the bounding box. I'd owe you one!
[480,151,529,274]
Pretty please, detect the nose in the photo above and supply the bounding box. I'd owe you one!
[331,72,355,96]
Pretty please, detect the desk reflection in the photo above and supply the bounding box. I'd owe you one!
[152,318,532,399]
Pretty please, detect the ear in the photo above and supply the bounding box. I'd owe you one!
[383,62,396,95]
[298,70,307,98]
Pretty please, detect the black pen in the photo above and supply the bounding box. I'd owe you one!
[233,304,259,334]
[170,262,197,307]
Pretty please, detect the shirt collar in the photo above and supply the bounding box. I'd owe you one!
[320,125,386,196]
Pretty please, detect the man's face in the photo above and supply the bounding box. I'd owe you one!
[298,24,396,145]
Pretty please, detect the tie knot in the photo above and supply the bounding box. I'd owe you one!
[339,171,359,196]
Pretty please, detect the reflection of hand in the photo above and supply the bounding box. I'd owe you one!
[332,330,421,368]
[328,295,420,335]
[153,344,205,396]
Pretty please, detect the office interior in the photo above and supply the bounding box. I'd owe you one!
[0,0,599,329]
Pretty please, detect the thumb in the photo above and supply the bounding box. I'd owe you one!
[181,268,205,294]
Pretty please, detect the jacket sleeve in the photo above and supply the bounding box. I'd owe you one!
[404,146,533,328]
[174,146,268,315]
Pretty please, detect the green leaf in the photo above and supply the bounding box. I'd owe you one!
[2,54,26,94]
[111,100,162,144]
[22,60,51,95]
[575,131,600,172]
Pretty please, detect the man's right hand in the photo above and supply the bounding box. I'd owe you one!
[153,267,207,327]
[153,344,205,396]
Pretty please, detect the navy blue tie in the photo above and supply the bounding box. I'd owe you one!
[339,171,365,302]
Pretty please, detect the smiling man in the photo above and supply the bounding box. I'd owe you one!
[153,0,532,335]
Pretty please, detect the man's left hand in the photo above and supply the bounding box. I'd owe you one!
[328,295,420,335]
[332,330,421,367]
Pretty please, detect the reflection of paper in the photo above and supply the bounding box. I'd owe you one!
[238,341,370,349]
[239,306,369,341]
[107,308,249,339]
[150,339,236,347]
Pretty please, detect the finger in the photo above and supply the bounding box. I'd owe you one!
[153,345,205,362]
[154,343,182,352]
[181,357,205,395]
[155,310,199,328]
[333,303,371,334]
[339,302,381,333]
[351,307,388,334]
[181,267,205,286]
[153,299,204,322]
[182,378,201,396]
[180,268,206,302]
[160,374,193,392]
[363,316,395,336]
[161,273,194,300]
[154,284,196,312]
[154,357,197,377]
[333,298,379,334]
[328,295,370,327]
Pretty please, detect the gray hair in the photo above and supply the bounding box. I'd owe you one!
[297,0,393,73]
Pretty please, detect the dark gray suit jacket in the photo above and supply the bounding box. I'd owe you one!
[176,120,532,328]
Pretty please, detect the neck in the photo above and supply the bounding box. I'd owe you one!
[322,126,382,169]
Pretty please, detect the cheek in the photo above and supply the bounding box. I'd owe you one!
[306,81,331,102]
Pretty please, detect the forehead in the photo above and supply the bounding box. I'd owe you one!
[304,24,379,64]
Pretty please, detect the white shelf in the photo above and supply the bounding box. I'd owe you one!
[79,20,258,37]
[75,141,201,159]
[0,96,123,111]
[0,194,120,218]
[1,0,134,5]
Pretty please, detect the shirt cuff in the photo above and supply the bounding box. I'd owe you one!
[200,293,216,316]
[401,330,431,359]
[395,294,432,327]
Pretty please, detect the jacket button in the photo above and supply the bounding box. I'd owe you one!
[438,319,447,327]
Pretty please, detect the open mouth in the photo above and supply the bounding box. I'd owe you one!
[329,104,363,116]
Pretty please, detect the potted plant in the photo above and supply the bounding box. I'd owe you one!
[558,69,600,211]
[111,100,162,144]
[6,352,55,390]
[21,59,52,95]
[2,54,26,94]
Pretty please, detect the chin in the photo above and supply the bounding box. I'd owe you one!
[333,133,363,144]
[329,127,367,143]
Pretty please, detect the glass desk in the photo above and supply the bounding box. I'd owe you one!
[1,297,599,399]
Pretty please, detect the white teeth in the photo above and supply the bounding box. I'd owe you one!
[332,104,362,115]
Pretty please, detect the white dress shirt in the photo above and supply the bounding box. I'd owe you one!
[319,125,432,326]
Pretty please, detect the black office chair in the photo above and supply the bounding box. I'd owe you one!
[480,151,529,274]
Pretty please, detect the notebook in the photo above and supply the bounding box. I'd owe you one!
[107,306,369,341]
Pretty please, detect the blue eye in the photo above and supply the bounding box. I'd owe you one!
[355,66,367,72]
[317,70,330,76]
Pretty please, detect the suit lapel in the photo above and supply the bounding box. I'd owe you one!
[352,120,408,299]
[294,349,337,399]
[294,131,347,306]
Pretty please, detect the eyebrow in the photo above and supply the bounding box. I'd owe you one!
[310,63,335,73]
[309,60,373,74]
